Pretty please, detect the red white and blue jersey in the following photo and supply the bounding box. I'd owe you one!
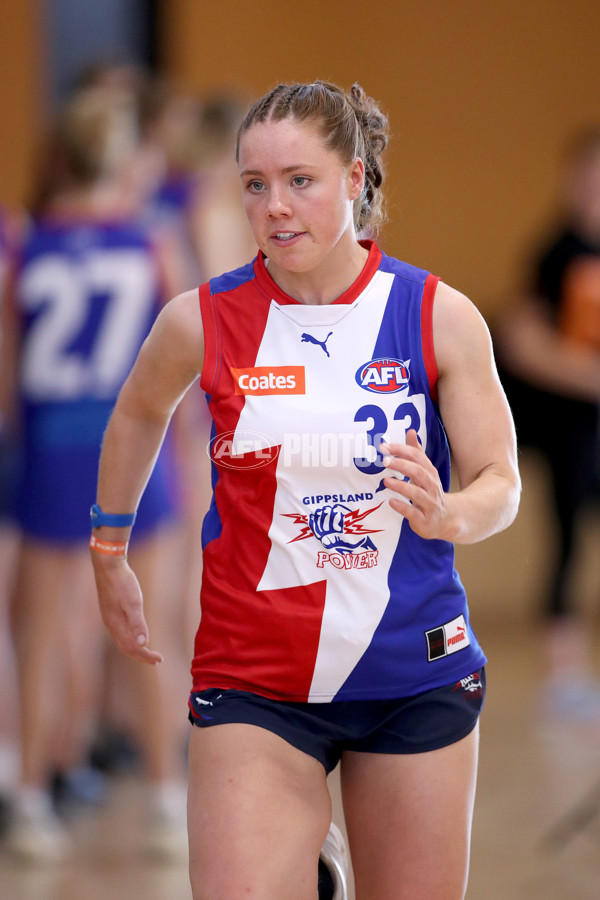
[12,216,178,541]
[192,240,486,702]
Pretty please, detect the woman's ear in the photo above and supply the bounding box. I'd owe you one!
[348,156,365,200]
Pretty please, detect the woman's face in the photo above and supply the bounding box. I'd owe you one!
[238,116,364,279]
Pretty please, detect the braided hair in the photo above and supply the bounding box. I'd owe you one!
[236,80,389,233]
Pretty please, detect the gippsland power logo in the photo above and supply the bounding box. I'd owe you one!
[282,501,383,570]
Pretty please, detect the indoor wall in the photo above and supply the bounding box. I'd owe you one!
[160,0,600,316]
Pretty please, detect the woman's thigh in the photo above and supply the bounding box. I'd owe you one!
[187,722,332,900]
[341,724,479,900]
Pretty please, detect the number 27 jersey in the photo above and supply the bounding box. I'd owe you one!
[193,240,486,702]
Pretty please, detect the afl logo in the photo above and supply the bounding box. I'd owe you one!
[355,358,410,393]
[208,430,280,470]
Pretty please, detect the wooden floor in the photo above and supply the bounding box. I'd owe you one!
[2,622,600,899]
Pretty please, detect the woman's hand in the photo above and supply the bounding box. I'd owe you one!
[91,555,164,665]
[381,430,458,541]
[387,281,520,547]
[89,288,204,664]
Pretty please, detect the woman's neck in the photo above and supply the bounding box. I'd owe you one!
[266,236,369,306]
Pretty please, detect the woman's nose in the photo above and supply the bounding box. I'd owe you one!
[266,187,291,216]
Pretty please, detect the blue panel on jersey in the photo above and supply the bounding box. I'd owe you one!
[210,260,256,296]
[201,408,224,549]
[332,256,484,700]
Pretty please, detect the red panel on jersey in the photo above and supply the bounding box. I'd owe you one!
[193,277,328,700]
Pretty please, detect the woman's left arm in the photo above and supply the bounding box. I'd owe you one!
[382,282,521,544]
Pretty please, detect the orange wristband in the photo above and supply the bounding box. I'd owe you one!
[89,535,128,557]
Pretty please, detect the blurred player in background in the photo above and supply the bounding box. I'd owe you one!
[0,204,25,829]
[496,127,600,716]
[3,83,190,864]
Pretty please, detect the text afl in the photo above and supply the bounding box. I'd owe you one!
[231,365,306,395]
[208,429,280,470]
[355,358,410,393]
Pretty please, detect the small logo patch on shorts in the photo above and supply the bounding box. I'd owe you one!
[452,673,484,698]
[425,614,470,662]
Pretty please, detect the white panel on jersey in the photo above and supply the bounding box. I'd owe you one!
[234,270,429,701]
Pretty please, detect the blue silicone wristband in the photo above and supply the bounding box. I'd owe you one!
[90,504,137,529]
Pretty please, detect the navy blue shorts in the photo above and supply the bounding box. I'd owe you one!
[188,669,486,774]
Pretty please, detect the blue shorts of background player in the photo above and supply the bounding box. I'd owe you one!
[13,399,180,542]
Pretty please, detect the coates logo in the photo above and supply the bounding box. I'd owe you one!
[355,358,410,393]
[231,366,305,396]
[207,430,280,470]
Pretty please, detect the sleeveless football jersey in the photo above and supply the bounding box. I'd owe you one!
[13,216,178,541]
[192,240,486,702]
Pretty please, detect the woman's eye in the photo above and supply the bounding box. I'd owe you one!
[292,176,309,187]
[247,180,264,192]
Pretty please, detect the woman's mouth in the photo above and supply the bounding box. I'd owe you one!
[272,231,303,243]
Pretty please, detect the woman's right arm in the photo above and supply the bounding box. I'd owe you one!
[90,288,204,664]
[495,296,600,402]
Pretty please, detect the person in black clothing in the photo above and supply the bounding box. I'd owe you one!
[496,127,600,714]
